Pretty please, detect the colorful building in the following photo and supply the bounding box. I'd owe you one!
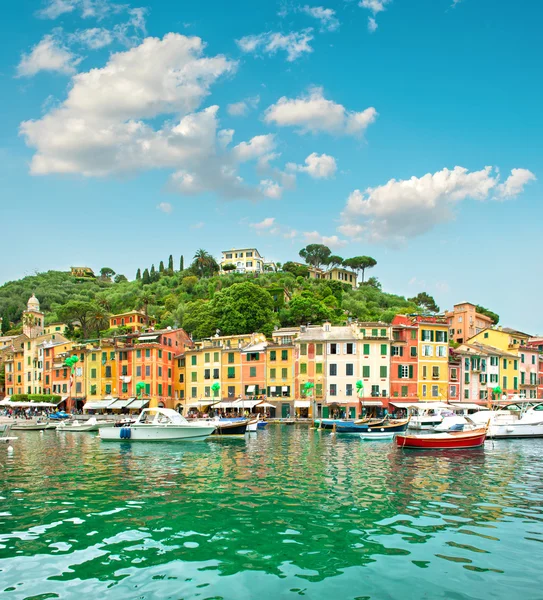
[220,248,265,274]
[356,322,392,408]
[445,302,495,344]
[294,325,328,418]
[109,310,156,331]
[390,316,419,401]
[267,328,297,417]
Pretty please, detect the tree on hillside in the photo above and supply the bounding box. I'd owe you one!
[343,256,377,283]
[159,261,165,273]
[475,305,499,324]
[58,300,103,339]
[150,264,157,282]
[299,244,331,269]
[408,292,440,313]
[182,300,217,339]
[222,263,236,272]
[281,295,333,326]
[22,313,37,337]
[180,255,184,271]
[326,255,344,269]
[1,312,9,334]
[100,267,115,281]
[191,249,219,278]
[365,276,382,291]
[212,282,277,337]
[114,274,128,284]
[136,268,141,280]
[136,290,155,325]
[282,262,309,278]
[142,268,150,285]
[168,255,174,272]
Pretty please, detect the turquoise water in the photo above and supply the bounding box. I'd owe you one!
[1,426,542,600]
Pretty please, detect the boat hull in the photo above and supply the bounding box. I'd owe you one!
[58,422,116,432]
[212,422,248,435]
[360,432,395,440]
[99,424,216,441]
[396,429,487,449]
[488,423,543,439]
[11,423,48,431]
[336,420,409,434]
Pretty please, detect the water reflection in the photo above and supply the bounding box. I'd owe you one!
[0,427,542,599]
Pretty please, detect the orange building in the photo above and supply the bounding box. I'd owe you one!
[446,302,495,344]
[109,310,156,331]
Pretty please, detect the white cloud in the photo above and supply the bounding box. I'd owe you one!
[368,17,378,32]
[496,168,536,198]
[250,217,276,230]
[37,0,122,20]
[236,29,314,62]
[157,202,172,213]
[303,231,348,248]
[69,27,113,49]
[339,165,536,243]
[227,95,260,117]
[232,134,276,162]
[260,179,283,198]
[283,228,298,239]
[287,152,337,178]
[264,86,377,136]
[300,6,339,31]
[191,221,205,229]
[359,0,390,15]
[17,34,81,77]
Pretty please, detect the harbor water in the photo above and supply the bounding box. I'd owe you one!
[1,426,542,599]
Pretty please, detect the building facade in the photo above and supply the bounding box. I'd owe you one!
[446,302,495,344]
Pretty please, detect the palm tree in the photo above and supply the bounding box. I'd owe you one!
[22,313,36,338]
[192,249,219,278]
[136,290,155,325]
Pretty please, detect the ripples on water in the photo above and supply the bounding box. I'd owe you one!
[1,427,542,599]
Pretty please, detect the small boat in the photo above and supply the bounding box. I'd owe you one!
[58,417,116,432]
[99,408,216,442]
[212,419,248,435]
[0,424,18,443]
[359,431,396,440]
[336,418,410,434]
[11,421,49,431]
[257,420,268,429]
[396,427,488,449]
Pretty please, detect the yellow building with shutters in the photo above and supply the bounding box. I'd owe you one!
[414,317,450,401]
[467,327,529,395]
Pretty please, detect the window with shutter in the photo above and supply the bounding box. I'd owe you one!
[362,365,370,377]
[363,344,370,355]
[380,366,387,378]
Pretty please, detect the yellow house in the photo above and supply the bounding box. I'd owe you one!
[467,327,529,394]
[184,343,223,409]
[44,322,69,336]
[415,317,450,401]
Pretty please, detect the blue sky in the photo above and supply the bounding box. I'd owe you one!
[1,0,541,331]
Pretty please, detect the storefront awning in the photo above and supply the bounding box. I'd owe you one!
[235,399,262,409]
[360,400,383,407]
[187,400,215,408]
[256,401,276,408]
[108,398,134,409]
[126,399,149,410]
[270,386,276,392]
[138,335,159,342]
[246,385,256,393]
[294,400,310,408]
[282,386,289,392]
[83,400,115,411]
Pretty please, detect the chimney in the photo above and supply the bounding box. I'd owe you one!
[300,325,306,333]
[323,321,331,332]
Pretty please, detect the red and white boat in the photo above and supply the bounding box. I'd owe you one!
[396,426,487,450]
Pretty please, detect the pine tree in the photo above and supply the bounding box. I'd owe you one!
[150,264,156,277]
[136,268,141,280]
[180,255,184,271]
[142,268,150,285]
[168,255,174,272]
[159,260,165,273]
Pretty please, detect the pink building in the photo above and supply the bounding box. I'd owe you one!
[519,345,540,400]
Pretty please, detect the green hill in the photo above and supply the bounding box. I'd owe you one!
[0,265,424,340]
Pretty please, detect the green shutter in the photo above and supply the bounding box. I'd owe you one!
[228,353,234,364]
[409,365,413,379]
[270,350,276,361]
[282,368,288,379]
[380,366,387,378]
[300,363,307,374]
[513,377,518,390]
[380,344,387,355]
[270,368,276,379]
[363,365,370,377]
[398,365,403,378]
[316,363,323,374]
[363,344,370,355]
[228,367,235,378]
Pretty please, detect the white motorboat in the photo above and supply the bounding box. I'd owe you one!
[99,408,216,441]
[408,403,453,430]
[470,402,543,439]
[434,404,490,432]
[57,417,116,432]
[11,421,48,431]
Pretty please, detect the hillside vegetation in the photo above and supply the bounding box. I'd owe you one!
[0,248,434,340]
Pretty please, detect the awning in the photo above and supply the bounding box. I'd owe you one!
[270,386,276,392]
[126,399,149,410]
[359,400,383,407]
[246,385,256,393]
[234,399,261,409]
[108,398,134,409]
[389,402,418,408]
[4,401,58,408]
[83,400,114,411]
[294,400,310,408]
[138,335,159,342]
[0,398,11,406]
[256,401,276,408]
[215,401,237,409]
[187,400,215,408]
[119,376,132,383]
[450,403,488,410]
[282,386,289,392]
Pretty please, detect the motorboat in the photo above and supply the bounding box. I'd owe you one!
[469,402,543,438]
[434,404,490,432]
[407,403,453,430]
[11,421,49,431]
[335,418,409,434]
[211,418,248,435]
[99,408,216,441]
[57,417,116,432]
[396,426,488,449]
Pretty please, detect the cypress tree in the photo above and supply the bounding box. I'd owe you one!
[136,268,141,280]
[180,255,184,271]
[159,260,165,273]
[142,268,150,285]
[150,264,156,277]
[168,255,174,272]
